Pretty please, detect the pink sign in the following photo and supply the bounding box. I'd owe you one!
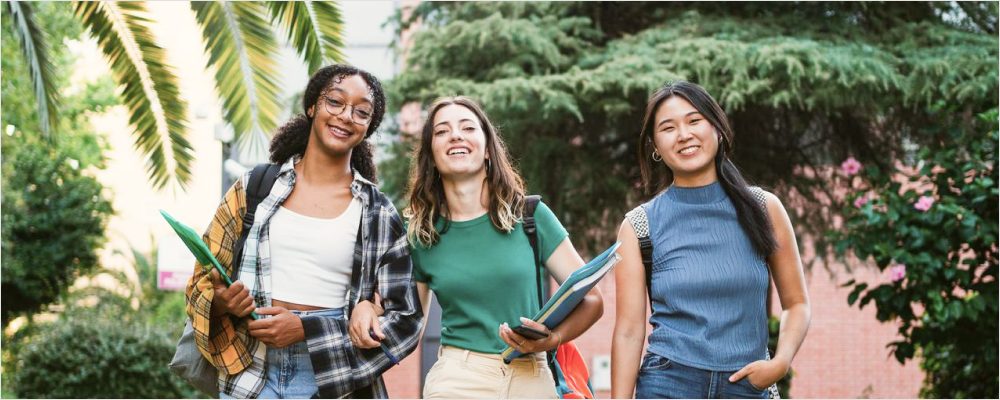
[158,270,192,291]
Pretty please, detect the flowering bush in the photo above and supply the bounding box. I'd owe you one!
[832,110,997,398]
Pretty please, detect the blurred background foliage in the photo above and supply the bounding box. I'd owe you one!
[380,2,997,397]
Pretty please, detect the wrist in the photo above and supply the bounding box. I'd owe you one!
[771,356,791,374]
[550,330,563,350]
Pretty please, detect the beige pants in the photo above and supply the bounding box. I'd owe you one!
[422,345,558,399]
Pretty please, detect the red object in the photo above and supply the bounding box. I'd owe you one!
[556,341,595,399]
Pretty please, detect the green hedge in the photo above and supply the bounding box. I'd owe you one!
[11,313,198,398]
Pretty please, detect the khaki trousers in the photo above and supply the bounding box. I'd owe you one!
[422,345,558,399]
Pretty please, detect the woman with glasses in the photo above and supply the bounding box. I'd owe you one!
[185,64,422,399]
[401,96,604,398]
[611,81,810,399]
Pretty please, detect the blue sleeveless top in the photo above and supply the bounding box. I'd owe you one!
[642,181,770,371]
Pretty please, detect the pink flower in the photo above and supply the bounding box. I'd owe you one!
[853,195,869,208]
[889,264,906,283]
[841,157,862,176]
[914,196,935,212]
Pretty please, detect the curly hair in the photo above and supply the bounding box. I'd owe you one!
[269,64,386,183]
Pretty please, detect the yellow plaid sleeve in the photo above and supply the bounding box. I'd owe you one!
[185,178,253,375]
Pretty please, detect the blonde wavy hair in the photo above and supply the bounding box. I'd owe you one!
[405,96,526,248]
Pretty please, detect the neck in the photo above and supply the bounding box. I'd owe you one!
[441,171,489,221]
[672,163,719,187]
[297,145,353,187]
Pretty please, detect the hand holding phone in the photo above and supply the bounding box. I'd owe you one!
[511,323,550,340]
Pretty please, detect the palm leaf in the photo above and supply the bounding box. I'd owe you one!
[191,1,281,163]
[268,1,346,74]
[5,1,59,137]
[73,1,194,190]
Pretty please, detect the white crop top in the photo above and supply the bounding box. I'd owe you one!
[269,198,361,308]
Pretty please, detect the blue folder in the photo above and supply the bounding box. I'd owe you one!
[501,242,622,363]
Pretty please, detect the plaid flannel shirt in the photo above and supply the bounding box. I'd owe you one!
[185,158,422,398]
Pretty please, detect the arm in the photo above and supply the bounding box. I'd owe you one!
[611,219,648,399]
[416,282,433,340]
[184,177,256,374]
[300,205,424,397]
[729,193,811,388]
[498,237,605,353]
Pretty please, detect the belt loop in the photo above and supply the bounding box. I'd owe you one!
[462,349,471,362]
[437,345,444,358]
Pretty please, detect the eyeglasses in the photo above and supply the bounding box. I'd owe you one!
[320,95,374,125]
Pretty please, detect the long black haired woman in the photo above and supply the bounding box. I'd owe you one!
[611,81,810,398]
[185,64,422,399]
[403,96,604,398]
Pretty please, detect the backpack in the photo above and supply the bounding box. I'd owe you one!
[169,164,280,395]
[232,163,281,280]
[624,201,781,399]
[523,195,596,399]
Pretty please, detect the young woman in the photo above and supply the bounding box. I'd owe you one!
[611,81,811,399]
[402,96,604,398]
[185,64,422,399]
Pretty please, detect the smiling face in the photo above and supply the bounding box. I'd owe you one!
[306,74,373,158]
[651,95,720,186]
[430,104,490,179]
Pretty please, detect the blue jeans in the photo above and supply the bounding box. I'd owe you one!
[635,353,768,399]
[221,308,344,399]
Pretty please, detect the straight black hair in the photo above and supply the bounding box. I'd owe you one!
[638,81,777,257]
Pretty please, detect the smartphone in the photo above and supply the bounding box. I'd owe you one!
[511,323,550,340]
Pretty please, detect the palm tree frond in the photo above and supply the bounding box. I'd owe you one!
[191,1,281,161]
[268,1,346,74]
[5,1,59,137]
[73,1,194,190]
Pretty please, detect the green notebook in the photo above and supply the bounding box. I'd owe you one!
[160,210,259,320]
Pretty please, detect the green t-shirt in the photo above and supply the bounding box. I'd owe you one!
[411,201,568,354]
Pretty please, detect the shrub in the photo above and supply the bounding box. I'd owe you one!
[12,311,199,398]
[833,109,998,398]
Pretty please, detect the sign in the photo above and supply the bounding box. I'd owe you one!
[157,233,197,291]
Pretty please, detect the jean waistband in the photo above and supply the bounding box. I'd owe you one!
[289,308,345,318]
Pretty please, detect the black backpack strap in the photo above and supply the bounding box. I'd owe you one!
[232,163,280,280]
[523,195,543,307]
[522,195,560,384]
[625,205,653,310]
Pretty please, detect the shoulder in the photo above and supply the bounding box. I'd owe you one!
[530,200,566,227]
[364,186,406,230]
[623,203,651,239]
[748,186,785,217]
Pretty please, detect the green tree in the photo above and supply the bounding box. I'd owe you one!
[0,131,114,326]
[3,1,345,190]
[386,2,997,254]
[385,2,998,396]
[834,109,998,398]
[1,2,117,326]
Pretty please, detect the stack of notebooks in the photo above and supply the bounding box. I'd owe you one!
[501,242,622,363]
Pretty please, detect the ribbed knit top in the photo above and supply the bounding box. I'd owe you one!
[642,181,770,371]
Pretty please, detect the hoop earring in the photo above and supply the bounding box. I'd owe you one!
[486,158,492,172]
[652,151,663,162]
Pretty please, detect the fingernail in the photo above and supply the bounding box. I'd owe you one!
[520,317,529,323]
